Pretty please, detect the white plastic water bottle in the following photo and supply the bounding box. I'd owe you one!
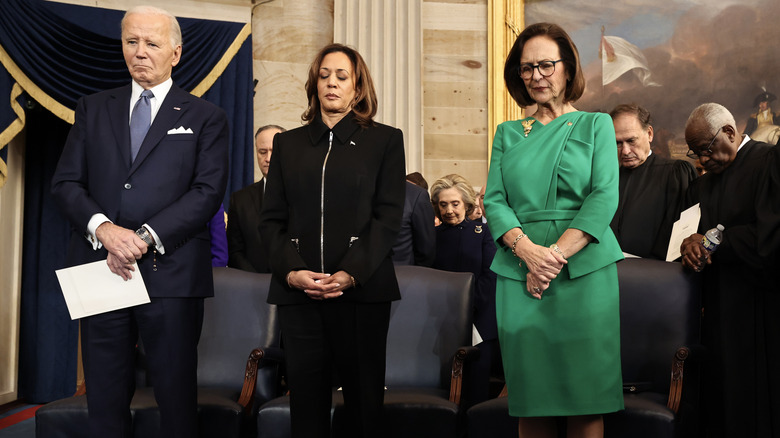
[701,224,725,253]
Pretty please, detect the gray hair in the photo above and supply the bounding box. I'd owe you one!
[122,5,183,49]
[686,103,736,135]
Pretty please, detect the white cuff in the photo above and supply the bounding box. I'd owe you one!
[86,214,111,250]
[143,223,165,254]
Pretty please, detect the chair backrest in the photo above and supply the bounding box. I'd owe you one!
[198,267,280,403]
[617,258,701,393]
[385,265,474,389]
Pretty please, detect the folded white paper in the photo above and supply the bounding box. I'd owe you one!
[55,260,150,319]
[666,203,701,262]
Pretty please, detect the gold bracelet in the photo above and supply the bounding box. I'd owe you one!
[550,244,566,259]
[511,232,526,258]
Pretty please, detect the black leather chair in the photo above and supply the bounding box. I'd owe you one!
[36,267,281,438]
[256,265,478,438]
[466,258,702,438]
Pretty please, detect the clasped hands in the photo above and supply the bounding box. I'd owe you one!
[287,270,354,300]
[680,233,709,272]
[516,242,567,300]
[97,222,148,281]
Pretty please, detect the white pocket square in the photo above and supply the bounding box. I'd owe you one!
[167,126,193,134]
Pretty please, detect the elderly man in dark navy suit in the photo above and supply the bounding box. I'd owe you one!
[51,5,228,437]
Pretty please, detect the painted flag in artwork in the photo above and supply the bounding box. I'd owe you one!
[600,34,661,87]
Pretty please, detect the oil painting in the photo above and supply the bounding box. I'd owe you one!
[525,0,780,156]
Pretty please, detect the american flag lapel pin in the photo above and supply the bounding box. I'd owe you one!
[173,107,181,111]
[350,141,356,146]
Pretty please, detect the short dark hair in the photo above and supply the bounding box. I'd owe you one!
[504,22,585,108]
[609,104,652,130]
[406,172,428,190]
[255,124,286,139]
[302,44,378,128]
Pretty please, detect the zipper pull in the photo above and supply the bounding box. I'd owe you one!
[329,131,333,145]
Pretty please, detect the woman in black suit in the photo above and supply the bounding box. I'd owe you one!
[259,43,405,438]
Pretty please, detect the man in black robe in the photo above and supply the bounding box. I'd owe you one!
[681,103,780,438]
[609,104,697,259]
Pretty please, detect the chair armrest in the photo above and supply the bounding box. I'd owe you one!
[237,346,285,414]
[666,346,689,414]
[259,346,285,364]
[449,346,480,405]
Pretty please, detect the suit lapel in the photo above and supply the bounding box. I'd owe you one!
[129,85,188,174]
[107,85,132,168]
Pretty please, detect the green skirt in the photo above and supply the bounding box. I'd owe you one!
[497,263,624,417]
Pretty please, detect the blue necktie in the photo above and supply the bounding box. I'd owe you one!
[130,89,154,162]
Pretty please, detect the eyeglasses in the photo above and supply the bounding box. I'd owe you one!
[686,127,721,159]
[518,59,563,80]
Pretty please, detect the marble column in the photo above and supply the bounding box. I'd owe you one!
[334,0,424,175]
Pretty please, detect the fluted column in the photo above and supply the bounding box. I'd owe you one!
[334,0,423,174]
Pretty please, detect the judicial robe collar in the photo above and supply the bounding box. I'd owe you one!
[307,111,361,145]
[627,149,654,172]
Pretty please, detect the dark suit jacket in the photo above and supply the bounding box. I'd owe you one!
[52,84,229,298]
[227,180,270,272]
[392,181,436,266]
[259,112,406,305]
[433,220,498,341]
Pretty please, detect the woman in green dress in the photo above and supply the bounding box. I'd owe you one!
[483,23,624,437]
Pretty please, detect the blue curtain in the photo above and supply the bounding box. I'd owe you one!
[0,0,254,402]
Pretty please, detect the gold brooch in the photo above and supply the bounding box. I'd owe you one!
[521,119,535,137]
[475,225,483,234]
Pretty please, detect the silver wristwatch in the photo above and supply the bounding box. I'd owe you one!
[135,226,154,247]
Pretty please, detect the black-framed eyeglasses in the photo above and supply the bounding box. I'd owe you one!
[519,59,563,80]
[686,127,722,159]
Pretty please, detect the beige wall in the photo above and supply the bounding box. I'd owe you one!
[251,0,334,181]
[422,0,489,189]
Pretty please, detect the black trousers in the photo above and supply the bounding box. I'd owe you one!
[81,297,204,438]
[279,299,392,438]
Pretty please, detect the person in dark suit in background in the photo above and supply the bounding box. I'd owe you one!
[259,43,405,438]
[226,124,285,272]
[430,174,499,405]
[51,6,229,437]
[391,180,436,266]
[405,171,428,190]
